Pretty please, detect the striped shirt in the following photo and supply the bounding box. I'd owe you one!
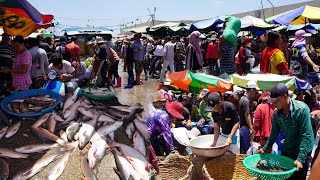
[219,42,236,74]
[0,43,14,67]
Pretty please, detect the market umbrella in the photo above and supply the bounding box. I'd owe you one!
[240,15,277,31]
[271,5,320,25]
[0,0,53,37]
[189,16,227,32]
[231,73,310,91]
[168,70,232,93]
[147,22,190,36]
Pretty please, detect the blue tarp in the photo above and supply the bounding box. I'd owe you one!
[189,16,227,31]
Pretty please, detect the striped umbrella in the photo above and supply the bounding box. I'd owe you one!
[168,70,232,93]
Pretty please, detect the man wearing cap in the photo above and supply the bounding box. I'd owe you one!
[239,81,257,153]
[208,92,239,147]
[197,89,213,134]
[146,101,184,156]
[131,33,145,85]
[290,30,319,79]
[259,83,314,180]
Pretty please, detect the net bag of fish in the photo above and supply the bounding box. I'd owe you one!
[202,154,253,180]
[158,153,194,180]
[243,154,297,180]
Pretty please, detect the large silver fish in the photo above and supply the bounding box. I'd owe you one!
[88,138,107,169]
[133,131,146,156]
[97,115,116,124]
[5,121,21,138]
[66,122,81,142]
[0,158,9,180]
[63,100,81,119]
[62,93,78,113]
[113,148,140,180]
[31,113,51,128]
[47,151,72,180]
[78,118,97,149]
[12,152,61,180]
[114,143,152,180]
[133,119,149,140]
[15,143,59,154]
[47,114,56,133]
[0,148,28,159]
[90,121,123,142]
[80,152,98,180]
[0,126,8,140]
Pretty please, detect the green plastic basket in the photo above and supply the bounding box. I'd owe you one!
[243,154,296,180]
[81,85,116,101]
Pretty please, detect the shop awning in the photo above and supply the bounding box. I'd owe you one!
[189,16,227,31]
[240,15,276,30]
[272,5,320,25]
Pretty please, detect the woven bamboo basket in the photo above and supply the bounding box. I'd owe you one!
[158,154,194,180]
[202,154,255,180]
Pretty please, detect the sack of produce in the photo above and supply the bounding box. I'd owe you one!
[223,16,241,47]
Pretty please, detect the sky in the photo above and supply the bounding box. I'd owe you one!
[28,0,312,33]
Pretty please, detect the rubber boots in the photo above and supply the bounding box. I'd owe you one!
[115,77,122,88]
[136,75,142,85]
[125,77,134,89]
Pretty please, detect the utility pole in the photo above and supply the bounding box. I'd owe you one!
[153,7,156,26]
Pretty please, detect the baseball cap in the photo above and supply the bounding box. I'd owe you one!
[207,92,221,111]
[198,89,210,99]
[268,83,289,104]
[245,80,259,90]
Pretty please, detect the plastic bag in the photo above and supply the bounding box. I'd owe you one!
[246,142,260,155]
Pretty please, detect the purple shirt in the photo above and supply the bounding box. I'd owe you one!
[146,109,174,152]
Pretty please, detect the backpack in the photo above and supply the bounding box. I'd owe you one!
[57,44,71,62]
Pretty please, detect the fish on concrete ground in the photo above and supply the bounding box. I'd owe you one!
[15,143,60,154]
[78,118,97,150]
[133,119,149,140]
[62,93,78,113]
[5,121,21,138]
[108,132,115,141]
[64,111,79,124]
[12,152,62,180]
[114,143,152,180]
[0,158,9,180]
[112,148,140,180]
[121,109,137,123]
[88,138,107,169]
[90,121,123,142]
[47,114,57,133]
[80,152,98,180]
[97,115,116,124]
[31,113,51,128]
[133,131,146,156]
[59,130,68,142]
[66,122,81,142]
[135,114,145,122]
[47,151,73,180]
[63,100,81,119]
[0,126,8,140]
[30,127,66,146]
[0,148,28,159]
[125,123,135,140]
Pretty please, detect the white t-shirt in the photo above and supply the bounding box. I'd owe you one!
[164,42,175,62]
[154,45,164,57]
[48,60,75,75]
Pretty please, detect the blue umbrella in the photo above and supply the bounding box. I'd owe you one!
[189,16,227,31]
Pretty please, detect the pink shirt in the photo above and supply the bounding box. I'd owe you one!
[12,50,32,90]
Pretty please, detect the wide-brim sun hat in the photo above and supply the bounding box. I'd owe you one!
[165,102,184,119]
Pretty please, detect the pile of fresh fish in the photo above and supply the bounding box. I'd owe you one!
[8,95,57,114]
[2,92,153,179]
[256,160,291,172]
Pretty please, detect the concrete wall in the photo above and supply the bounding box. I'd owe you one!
[232,0,320,19]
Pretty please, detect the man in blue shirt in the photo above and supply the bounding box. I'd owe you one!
[131,33,145,85]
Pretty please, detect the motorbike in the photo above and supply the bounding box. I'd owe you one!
[44,70,66,96]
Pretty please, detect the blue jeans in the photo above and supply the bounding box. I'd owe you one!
[197,120,214,135]
[240,127,250,154]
